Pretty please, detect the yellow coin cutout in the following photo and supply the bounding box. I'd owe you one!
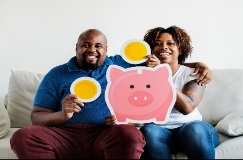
[121,39,151,64]
[70,77,101,102]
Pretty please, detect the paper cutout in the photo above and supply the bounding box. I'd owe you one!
[70,77,101,102]
[121,39,151,64]
[105,64,176,124]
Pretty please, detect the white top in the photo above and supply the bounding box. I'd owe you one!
[160,65,202,129]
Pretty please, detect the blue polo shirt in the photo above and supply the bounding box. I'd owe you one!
[34,55,140,125]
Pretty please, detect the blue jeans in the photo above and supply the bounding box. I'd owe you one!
[140,121,219,159]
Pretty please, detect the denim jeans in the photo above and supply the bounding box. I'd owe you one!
[140,120,219,159]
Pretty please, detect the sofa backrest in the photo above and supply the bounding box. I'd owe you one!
[6,70,44,127]
[198,69,243,125]
[6,69,243,127]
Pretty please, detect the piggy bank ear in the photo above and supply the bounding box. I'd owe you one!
[155,65,170,79]
[109,66,125,82]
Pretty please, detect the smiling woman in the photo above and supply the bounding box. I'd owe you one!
[140,26,219,159]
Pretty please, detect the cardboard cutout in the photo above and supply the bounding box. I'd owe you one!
[105,64,176,124]
[120,39,151,64]
[70,77,101,102]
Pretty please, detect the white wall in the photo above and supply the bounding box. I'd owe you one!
[1,0,243,99]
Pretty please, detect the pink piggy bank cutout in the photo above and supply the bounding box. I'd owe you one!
[105,64,176,124]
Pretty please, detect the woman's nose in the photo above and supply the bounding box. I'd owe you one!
[160,44,168,50]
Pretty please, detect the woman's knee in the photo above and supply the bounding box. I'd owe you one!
[181,121,208,134]
[140,124,168,138]
[179,121,217,142]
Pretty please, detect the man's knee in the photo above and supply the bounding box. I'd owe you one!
[115,125,144,141]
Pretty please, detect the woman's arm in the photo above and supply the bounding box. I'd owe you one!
[174,79,205,115]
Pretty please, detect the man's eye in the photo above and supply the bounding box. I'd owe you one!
[95,44,103,48]
[81,44,89,48]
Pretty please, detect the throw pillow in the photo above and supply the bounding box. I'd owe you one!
[7,70,44,127]
[215,112,243,136]
[0,100,10,138]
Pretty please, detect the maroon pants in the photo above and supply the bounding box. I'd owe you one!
[10,124,145,159]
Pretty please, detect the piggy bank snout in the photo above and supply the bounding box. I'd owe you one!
[128,91,153,107]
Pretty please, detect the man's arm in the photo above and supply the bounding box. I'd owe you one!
[31,94,83,126]
[183,62,212,85]
[146,56,212,85]
[31,107,68,126]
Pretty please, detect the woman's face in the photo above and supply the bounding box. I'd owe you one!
[152,32,179,65]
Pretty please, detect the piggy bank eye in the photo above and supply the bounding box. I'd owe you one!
[130,85,134,89]
[146,84,151,88]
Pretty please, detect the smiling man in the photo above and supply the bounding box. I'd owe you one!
[10,29,146,159]
[76,30,108,69]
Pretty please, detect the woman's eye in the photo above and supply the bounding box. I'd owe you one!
[168,42,175,45]
[154,42,161,46]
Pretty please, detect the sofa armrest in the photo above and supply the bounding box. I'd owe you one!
[0,98,10,138]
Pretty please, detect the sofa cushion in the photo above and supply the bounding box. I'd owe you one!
[215,134,243,159]
[198,69,243,125]
[0,128,19,159]
[0,100,10,138]
[7,70,44,127]
[215,112,243,136]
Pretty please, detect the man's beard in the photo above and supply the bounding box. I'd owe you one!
[78,58,98,70]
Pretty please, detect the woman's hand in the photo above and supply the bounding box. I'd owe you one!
[190,62,212,86]
[146,54,160,68]
[105,115,117,126]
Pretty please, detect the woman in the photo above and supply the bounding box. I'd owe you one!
[140,26,219,159]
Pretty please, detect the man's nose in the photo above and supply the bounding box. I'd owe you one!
[88,45,96,52]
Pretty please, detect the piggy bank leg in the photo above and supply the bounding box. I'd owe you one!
[115,112,127,123]
[155,111,168,122]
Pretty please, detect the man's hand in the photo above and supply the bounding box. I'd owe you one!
[105,115,117,126]
[62,94,83,120]
[190,62,212,86]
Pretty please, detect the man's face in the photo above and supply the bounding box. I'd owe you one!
[76,31,107,70]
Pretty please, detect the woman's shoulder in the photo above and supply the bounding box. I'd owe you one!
[179,65,195,73]
[174,65,199,82]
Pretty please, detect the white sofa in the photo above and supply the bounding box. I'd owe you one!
[1,69,243,159]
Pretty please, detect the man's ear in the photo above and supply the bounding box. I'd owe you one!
[76,43,78,51]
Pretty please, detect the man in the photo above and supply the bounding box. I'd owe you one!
[10,29,211,159]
